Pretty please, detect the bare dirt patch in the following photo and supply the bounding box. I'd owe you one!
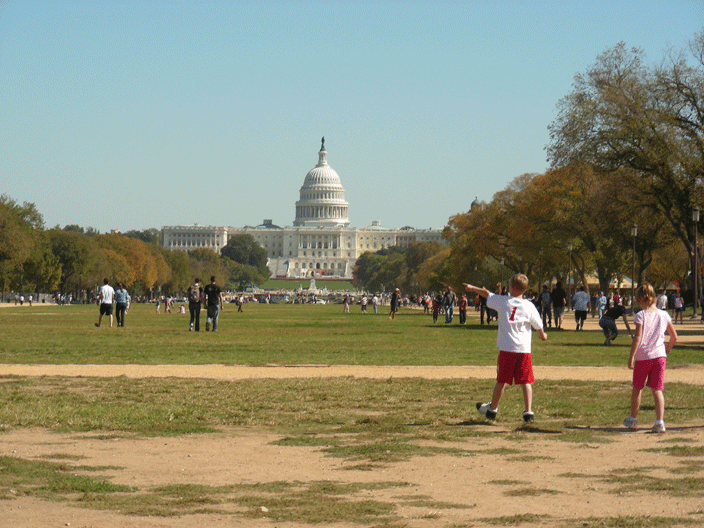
[2,421,704,528]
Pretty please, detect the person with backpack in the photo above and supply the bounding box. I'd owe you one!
[188,278,204,331]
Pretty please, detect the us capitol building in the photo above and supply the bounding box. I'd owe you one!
[161,139,445,280]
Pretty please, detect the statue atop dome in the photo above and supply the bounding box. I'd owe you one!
[293,138,350,227]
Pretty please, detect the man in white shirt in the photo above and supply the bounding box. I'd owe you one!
[656,290,668,311]
[95,278,116,328]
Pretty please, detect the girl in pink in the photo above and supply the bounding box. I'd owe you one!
[623,282,677,433]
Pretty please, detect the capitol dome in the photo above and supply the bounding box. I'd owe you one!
[293,138,350,227]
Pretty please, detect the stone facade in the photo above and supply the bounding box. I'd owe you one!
[161,140,444,279]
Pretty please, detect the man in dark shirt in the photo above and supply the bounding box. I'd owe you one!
[599,304,633,346]
[551,281,567,330]
[203,276,224,332]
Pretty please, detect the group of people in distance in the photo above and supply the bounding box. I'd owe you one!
[464,274,677,434]
[93,276,224,332]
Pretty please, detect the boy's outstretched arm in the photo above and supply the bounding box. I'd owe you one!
[464,283,491,298]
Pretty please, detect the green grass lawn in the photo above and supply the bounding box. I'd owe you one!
[0,302,700,366]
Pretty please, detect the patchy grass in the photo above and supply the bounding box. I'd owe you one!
[0,455,133,502]
[476,513,546,525]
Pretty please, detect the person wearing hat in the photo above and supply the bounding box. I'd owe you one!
[389,288,401,320]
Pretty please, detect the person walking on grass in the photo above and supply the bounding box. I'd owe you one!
[464,274,547,423]
[572,285,590,331]
[672,291,684,324]
[540,285,552,328]
[623,282,677,433]
[188,278,204,331]
[551,281,567,329]
[443,286,457,324]
[432,294,442,323]
[389,288,401,320]
[95,278,115,328]
[203,276,224,332]
[114,282,131,328]
[458,293,468,325]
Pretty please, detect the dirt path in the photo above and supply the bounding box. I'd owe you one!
[2,419,704,528]
[1,363,703,385]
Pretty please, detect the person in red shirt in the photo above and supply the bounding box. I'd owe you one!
[459,293,468,324]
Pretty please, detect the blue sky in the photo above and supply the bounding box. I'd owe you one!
[1,0,702,233]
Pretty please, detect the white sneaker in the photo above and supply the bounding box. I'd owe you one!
[476,402,497,420]
[651,422,666,433]
[623,415,637,431]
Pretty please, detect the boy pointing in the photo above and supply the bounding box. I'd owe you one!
[464,274,547,422]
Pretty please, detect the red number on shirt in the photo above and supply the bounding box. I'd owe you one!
[509,307,517,321]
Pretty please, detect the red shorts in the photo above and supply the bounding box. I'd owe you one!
[632,357,666,391]
[496,351,535,385]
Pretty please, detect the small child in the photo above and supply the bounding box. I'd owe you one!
[458,294,468,325]
[464,275,547,422]
[432,294,442,323]
[623,282,677,433]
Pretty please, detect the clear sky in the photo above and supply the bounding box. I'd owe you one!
[1,0,702,233]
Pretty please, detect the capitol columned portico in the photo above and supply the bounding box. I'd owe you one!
[161,139,444,279]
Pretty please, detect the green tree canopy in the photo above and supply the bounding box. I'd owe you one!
[220,234,269,277]
[548,32,704,277]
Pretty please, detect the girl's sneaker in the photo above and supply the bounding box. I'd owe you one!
[623,415,638,430]
[651,422,666,433]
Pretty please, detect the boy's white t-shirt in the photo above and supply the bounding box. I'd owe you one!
[486,293,543,353]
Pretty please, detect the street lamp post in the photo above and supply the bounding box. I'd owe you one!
[539,247,544,290]
[693,206,700,318]
[567,241,573,311]
[631,224,638,302]
[500,258,505,289]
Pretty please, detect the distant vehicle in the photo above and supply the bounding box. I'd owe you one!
[314,299,326,304]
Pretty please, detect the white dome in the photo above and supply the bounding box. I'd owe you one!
[293,139,350,227]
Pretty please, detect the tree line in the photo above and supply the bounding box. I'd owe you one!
[0,196,269,301]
